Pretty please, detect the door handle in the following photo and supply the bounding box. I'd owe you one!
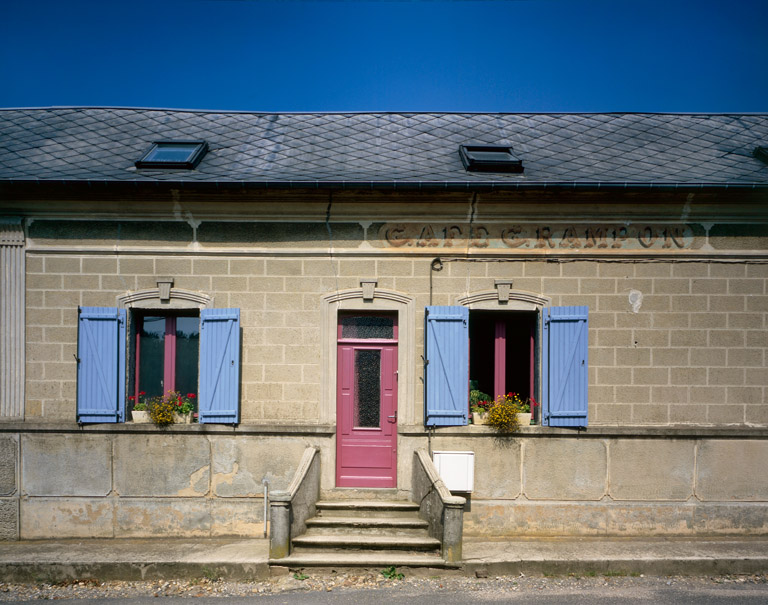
[387,411,398,421]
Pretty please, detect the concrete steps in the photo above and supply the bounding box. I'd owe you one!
[306,516,428,536]
[271,499,450,569]
[271,551,450,569]
[293,534,441,551]
[316,500,421,518]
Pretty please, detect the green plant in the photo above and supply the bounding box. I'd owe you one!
[176,392,196,415]
[485,393,522,433]
[128,391,147,411]
[201,566,219,582]
[380,566,404,580]
[516,395,531,413]
[293,572,309,581]
[469,381,493,415]
[148,392,176,426]
[148,391,197,425]
[470,395,493,415]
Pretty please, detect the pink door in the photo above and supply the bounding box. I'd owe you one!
[336,314,398,488]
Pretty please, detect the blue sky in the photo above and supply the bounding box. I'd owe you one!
[1,0,766,112]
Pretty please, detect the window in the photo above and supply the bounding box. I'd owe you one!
[76,306,240,424]
[458,145,524,173]
[135,141,208,169]
[134,312,200,402]
[469,310,536,402]
[424,305,588,428]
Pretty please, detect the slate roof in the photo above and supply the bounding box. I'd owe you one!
[1,108,767,189]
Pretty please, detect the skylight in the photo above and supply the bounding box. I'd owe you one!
[459,145,523,173]
[135,141,208,169]
[754,146,768,165]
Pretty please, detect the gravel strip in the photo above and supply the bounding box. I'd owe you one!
[0,572,767,600]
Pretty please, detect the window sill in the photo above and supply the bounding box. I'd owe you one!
[0,422,336,436]
[398,423,768,438]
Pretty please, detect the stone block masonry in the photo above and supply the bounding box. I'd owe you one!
[23,246,767,427]
[7,430,318,539]
[11,214,768,540]
[0,426,764,539]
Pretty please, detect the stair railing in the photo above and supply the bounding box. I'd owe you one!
[411,448,466,564]
[269,446,321,559]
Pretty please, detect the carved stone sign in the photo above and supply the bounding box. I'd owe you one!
[377,223,703,251]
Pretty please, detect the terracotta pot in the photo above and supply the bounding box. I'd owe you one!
[131,410,150,423]
[518,412,533,425]
[473,412,489,425]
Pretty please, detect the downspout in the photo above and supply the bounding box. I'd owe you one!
[429,257,443,306]
[262,479,269,538]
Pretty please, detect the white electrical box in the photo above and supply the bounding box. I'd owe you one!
[432,451,475,492]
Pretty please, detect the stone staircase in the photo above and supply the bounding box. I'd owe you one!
[271,499,451,569]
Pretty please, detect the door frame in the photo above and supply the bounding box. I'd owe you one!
[335,315,398,487]
[320,287,415,488]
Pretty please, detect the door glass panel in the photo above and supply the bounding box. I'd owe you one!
[139,316,165,398]
[341,316,394,340]
[175,316,200,397]
[354,349,381,428]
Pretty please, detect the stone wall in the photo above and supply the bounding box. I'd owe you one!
[0,428,332,540]
[24,218,768,425]
[407,428,768,537]
[0,427,766,539]
[8,207,767,540]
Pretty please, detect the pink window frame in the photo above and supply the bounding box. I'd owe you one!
[490,315,535,401]
[336,312,399,343]
[134,316,179,398]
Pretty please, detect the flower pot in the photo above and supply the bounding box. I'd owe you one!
[173,413,192,424]
[473,412,489,425]
[518,412,533,425]
[131,410,150,423]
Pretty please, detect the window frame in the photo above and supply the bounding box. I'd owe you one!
[131,311,201,410]
[468,309,537,403]
[458,144,524,173]
[424,304,588,428]
[135,140,209,169]
[337,311,399,343]
[77,306,240,424]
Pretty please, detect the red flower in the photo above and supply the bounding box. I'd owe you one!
[128,396,135,401]
[187,393,196,399]
[139,391,146,396]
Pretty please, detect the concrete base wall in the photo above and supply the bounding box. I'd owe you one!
[0,426,766,539]
[0,428,332,540]
[463,501,768,536]
[419,429,768,537]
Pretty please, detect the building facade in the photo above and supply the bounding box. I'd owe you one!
[0,109,767,540]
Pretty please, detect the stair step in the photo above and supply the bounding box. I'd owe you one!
[316,500,420,518]
[306,517,428,530]
[271,551,453,569]
[322,488,403,501]
[292,535,441,552]
[317,500,420,510]
[305,515,428,537]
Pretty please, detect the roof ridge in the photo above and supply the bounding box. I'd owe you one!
[1,107,768,117]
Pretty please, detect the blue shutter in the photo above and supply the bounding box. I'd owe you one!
[424,306,469,427]
[543,306,589,427]
[199,308,240,424]
[76,307,126,423]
